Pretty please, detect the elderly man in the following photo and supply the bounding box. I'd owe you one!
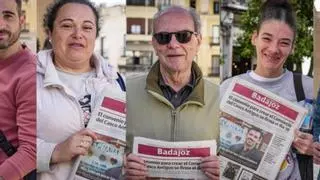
[0,0,36,179]
[125,6,220,180]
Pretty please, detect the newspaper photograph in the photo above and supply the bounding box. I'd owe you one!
[69,87,126,180]
[133,136,216,179]
[219,78,307,180]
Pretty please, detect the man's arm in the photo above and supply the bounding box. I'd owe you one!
[0,65,36,179]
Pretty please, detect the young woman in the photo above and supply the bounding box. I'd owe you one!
[220,1,313,179]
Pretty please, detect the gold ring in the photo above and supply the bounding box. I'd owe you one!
[80,140,86,147]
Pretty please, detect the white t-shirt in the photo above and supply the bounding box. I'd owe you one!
[57,69,96,127]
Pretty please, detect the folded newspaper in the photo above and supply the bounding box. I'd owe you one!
[69,87,126,180]
[219,78,307,180]
[133,137,216,179]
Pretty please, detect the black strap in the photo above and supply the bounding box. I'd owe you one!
[293,73,305,102]
[116,72,126,91]
[292,73,313,180]
[0,131,36,180]
[0,131,17,157]
[296,154,313,180]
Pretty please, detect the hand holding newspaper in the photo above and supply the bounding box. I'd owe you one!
[219,78,307,180]
[69,87,126,180]
[133,137,216,179]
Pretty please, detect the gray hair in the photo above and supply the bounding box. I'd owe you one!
[152,6,201,34]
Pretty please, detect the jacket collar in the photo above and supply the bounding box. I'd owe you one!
[37,49,118,88]
[146,61,205,106]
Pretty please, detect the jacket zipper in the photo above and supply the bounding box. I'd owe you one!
[61,89,86,128]
[171,109,177,141]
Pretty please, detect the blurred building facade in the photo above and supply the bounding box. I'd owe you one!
[220,0,248,81]
[95,5,126,70]
[124,0,221,77]
[37,0,53,51]
[20,0,38,53]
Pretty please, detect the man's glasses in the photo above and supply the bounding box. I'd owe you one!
[153,30,198,45]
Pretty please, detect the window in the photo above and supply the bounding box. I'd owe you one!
[127,0,155,6]
[100,36,108,58]
[190,0,196,9]
[131,25,141,34]
[213,1,220,14]
[126,0,145,6]
[211,56,220,76]
[126,51,153,66]
[148,19,153,35]
[212,25,220,44]
[127,18,145,34]
[146,0,155,6]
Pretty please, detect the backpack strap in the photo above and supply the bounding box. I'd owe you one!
[293,73,305,102]
[0,132,36,180]
[116,72,126,92]
[0,131,16,157]
[293,73,313,180]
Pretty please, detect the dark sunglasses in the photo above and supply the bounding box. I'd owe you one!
[153,30,198,45]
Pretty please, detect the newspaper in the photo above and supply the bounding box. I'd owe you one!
[69,87,126,180]
[133,137,216,179]
[219,78,307,180]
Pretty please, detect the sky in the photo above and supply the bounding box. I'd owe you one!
[92,0,125,6]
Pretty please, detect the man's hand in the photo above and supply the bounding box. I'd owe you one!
[313,142,320,164]
[124,153,148,180]
[292,130,313,155]
[51,129,97,164]
[200,155,220,180]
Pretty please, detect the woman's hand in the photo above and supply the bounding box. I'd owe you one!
[200,155,220,180]
[124,153,148,180]
[313,142,320,164]
[51,129,97,164]
[292,130,313,155]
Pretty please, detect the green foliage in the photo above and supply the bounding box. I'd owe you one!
[236,0,313,73]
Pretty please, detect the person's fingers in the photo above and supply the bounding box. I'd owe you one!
[294,141,313,155]
[314,142,320,150]
[203,170,219,180]
[78,129,98,141]
[127,154,146,166]
[125,168,148,176]
[202,167,219,176]
[314,155,320,164]
[77,135,93,149]
[74,146,89,156]
[293,131,313,155]
[294,130,313,140]
[199,156,220,180]
[127,161,148,171]
[124,154,148,180]
[200,156,219,168]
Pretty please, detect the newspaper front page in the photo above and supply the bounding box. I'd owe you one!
[133,137,216,179]
[219,78,307,180]
[69,87,126,180]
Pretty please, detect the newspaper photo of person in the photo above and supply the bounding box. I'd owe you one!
[229,127,264,164]
[222,162,241,180]
[219,113,273,171]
